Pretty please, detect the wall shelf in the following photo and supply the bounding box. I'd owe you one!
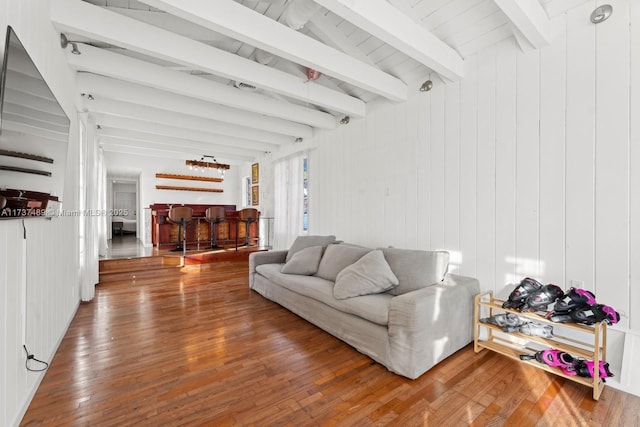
[155,173,223,183]
[0,149,54,163]
[0,165,51,176]
[155,185,223,193]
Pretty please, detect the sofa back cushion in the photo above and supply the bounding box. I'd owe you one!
[315,243,371,282]
[382,248,450,295]
[333,249,399,299]
[281,245,323,275]
[286,235,336,262]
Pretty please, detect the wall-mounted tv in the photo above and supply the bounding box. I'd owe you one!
[0,25,70,219]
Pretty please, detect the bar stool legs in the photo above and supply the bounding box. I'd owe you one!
[239,208,258,247]
[167,206,193,252]
[205,207,226,249]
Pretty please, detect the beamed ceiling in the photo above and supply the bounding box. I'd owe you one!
[50,0,586,166]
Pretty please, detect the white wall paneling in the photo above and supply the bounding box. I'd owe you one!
[515,48,541,281]
[429,82,446,251]
[565,1,596,294]
[494,38,518,287]
[443,81,461,270]
[593,0,630,330]
[1,1,81,424]
[538,15,567,289]
[630,0,640,331]
[403,94,421,249]
[300,0,639,389]
[458,55,479,279]
[415,94,430,250]
[475,45,497,291]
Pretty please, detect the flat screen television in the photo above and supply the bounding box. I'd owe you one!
[0,25,70,219]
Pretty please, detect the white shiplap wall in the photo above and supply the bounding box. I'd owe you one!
[0,0,81,425]
[306,0,638,391]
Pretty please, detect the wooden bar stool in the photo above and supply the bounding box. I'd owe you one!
[205,206,226,249]
[167,206,193,252]
[238,208,258,247]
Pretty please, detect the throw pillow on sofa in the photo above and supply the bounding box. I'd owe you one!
[382,248,449,295]
[333,249,399,299]
[286,235,336,262]
[315,243,372,282]
[281,245,323,275]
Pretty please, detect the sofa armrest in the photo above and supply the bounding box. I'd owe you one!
[387,273,480,379]
[249,250,288,288]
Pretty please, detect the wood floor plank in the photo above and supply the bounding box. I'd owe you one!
[20,259,640,426]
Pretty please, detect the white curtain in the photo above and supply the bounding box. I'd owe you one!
[97,148,108,256]
[273,153,306,250]
[79,117,104,301]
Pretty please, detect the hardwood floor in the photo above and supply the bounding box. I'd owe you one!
[21,260,640,426]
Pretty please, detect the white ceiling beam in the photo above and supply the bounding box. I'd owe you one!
[84,98,293,146]
[312,0,465,81]
[103,7,230,42]
[93,114,280,153]
[51,0,365,117]
[63,45,336,129]
[99,134,259,162]
[77,73,313,139]
[101,142,253,164]
[137,0,406,102]
[493,0,551,49]
[99,127,262,159]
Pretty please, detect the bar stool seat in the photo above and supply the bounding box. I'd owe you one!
[239,208,258,247]
[167,206,193,252]
[205,206,226,249]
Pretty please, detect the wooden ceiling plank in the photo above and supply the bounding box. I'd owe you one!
[51,0,365,116]
[136,0,405,102]
[387,0,423,24]
[313,0,465,81]
[493,0,551,49]
[62,44,336,129]
[304,15,377,67]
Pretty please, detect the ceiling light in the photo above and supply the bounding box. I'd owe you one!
[60,33,82,55]
[295,137,304,143]
[339,116,350,125]
[590,4,612,24]
[185,155,230,177]
[420,80,433,92]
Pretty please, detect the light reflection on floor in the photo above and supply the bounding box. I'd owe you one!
[103,234,154,260]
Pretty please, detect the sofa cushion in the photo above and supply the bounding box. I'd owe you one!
[286,235,336,262]
[281,245,323,275]
[334,250,399,299]
[382,248,450,295]
[255,263,392,325]
[315,244,372,282]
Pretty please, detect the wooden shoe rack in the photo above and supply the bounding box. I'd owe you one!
[473,291,607,400]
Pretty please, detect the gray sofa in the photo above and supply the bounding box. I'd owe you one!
[249,235,480,379]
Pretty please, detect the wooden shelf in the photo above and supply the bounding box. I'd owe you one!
[155,185,223,193]
[0,149,54,163]
[0,164,51,176]
[155,173,223,183]
[474,292,607,400]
